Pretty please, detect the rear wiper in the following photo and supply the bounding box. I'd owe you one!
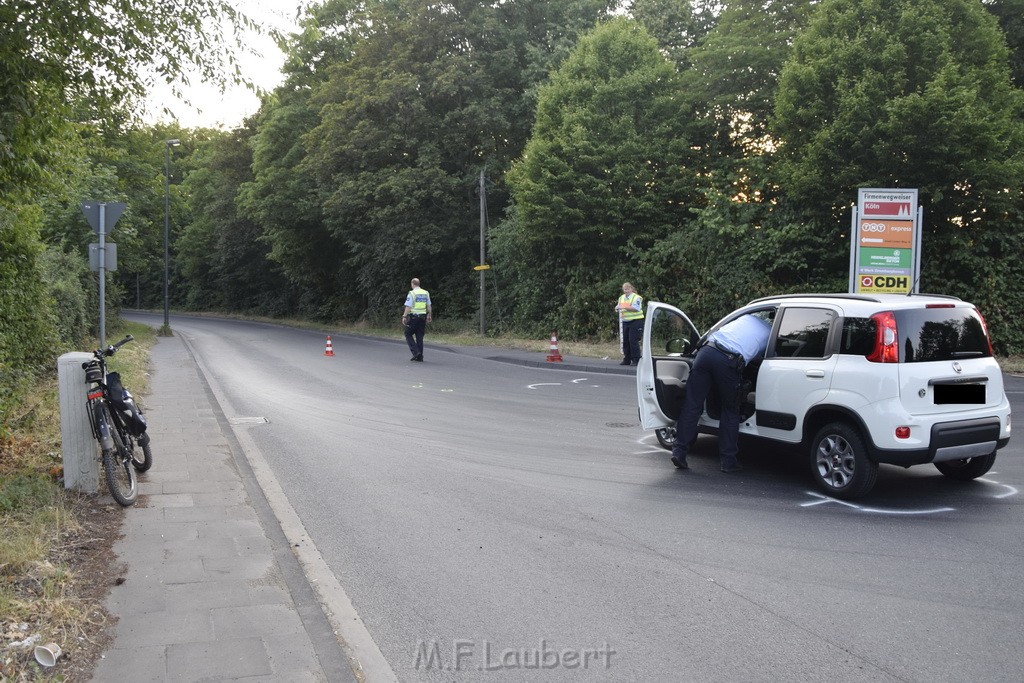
[950,351,984,358]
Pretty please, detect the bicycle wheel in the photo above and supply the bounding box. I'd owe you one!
[131,436,153,473]
[102,407,138,506]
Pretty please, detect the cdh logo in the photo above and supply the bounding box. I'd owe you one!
[861,276,909,289]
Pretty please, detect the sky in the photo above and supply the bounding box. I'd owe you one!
[145,1,300,130]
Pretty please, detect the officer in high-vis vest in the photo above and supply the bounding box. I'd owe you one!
[615,282,645,366]
[402,278,433,361]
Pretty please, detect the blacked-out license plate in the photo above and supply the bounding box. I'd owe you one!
[934,383,986,404]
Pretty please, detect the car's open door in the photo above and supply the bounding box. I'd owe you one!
[637,302,701,430]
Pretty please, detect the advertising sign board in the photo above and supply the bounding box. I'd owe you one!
[849,189,921,294]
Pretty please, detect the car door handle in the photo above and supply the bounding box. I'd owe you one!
[805,370,826,378]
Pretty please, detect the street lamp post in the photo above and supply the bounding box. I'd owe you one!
[163,139,180,333]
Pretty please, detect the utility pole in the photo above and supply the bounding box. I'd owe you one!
[98,203,107,348]
[479,168,486,335]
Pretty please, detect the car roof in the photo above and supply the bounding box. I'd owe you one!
[745,293,967,310]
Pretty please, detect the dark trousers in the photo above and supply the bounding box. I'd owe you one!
[405,316,426,357]
[622,318,644,363]
[672,345,743,468]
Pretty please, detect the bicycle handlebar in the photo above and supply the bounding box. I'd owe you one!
[97,334,135,358]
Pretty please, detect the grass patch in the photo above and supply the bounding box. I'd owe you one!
[0,320,153,681]
[998,356,1024,374]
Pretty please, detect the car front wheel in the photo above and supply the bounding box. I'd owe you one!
[934,453,996,480]
[810,422,878,499]
[655,427,676,450]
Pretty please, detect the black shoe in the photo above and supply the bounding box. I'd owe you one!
[619,359,631,366]
[720,464,744,473]
[414,354,423,361]
[671,455,688,470]
[410,356,418,361]
[630,360,639,366]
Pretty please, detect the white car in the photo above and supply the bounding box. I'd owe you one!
[637,293,1012,498]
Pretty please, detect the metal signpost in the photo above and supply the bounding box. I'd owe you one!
[81,202,126,347]
[848,189,922,294]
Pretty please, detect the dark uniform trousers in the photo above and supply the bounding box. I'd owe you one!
[622,318,644,364]
[405,315,427,357]
[671,343,744,469]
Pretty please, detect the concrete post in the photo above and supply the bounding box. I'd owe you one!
[58,352,99,493]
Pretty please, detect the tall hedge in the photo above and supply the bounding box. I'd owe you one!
[0,206,59,434]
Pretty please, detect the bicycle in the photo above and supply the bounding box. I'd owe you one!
[82,335,152,506]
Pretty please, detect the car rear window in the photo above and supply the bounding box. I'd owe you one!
[896,307,991,362]
[840,308,991,361]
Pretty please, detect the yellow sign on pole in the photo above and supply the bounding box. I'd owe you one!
[473,265,491,271]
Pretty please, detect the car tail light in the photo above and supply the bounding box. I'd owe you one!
[866,311,899,363]
[974,307,995,356]
[895,426,911,439]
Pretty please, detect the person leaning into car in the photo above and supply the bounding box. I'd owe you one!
[671,313,771,473]
[402,278,432,361]
[615,282,645,366]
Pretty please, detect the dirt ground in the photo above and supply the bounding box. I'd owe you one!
[1,492,127,682]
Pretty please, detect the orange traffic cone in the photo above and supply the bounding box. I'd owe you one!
[324,336,335,356]
[546,331,563,362]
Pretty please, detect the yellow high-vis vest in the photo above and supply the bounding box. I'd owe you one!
[409,288,430,314]
[618,293,644,321]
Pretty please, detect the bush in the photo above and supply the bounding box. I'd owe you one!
[39,247,92,345]
[0,206,60,437]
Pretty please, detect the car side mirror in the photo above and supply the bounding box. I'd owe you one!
[666,338,691,355]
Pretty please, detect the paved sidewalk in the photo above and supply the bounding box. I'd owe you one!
[91,333,354,682]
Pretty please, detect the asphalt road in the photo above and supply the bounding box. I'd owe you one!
[126,312,1024,682]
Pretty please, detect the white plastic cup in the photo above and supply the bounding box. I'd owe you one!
[34,642,62,667]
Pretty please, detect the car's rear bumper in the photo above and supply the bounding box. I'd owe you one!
[874,417,1008,466]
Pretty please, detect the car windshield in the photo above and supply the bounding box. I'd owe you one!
[897,307,991,362]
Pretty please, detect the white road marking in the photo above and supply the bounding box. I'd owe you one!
[801,491,954,515]
[527,382,562,389]
[977,477,1019,499]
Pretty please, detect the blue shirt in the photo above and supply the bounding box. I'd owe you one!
[709,314,771,364]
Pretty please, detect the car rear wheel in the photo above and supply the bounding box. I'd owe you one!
[934,453,996,480]
[810,422,878,499]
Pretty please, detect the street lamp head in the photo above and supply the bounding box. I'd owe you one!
[166,139,181,146]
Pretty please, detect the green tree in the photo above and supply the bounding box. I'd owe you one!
[687,0,817,155]
[773,0,1024,350]
[238,0,367,321]
[497,17,701,336]
[985,0,1024,87]
[179,125,292,314]
[302,0,614,321]
[629,0,721,69]
[0,0,261,195]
